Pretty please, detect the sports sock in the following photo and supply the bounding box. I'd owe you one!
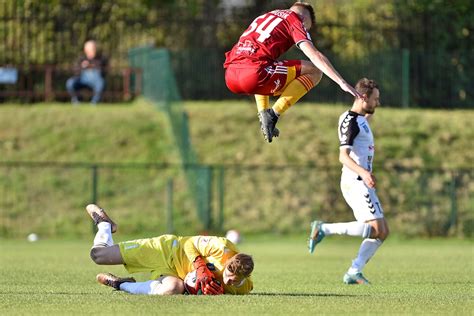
[93,222,114,247]
[321,221,371,238]
[255,94,270,112]
[272,75,314,114]
[348,238,383,274]
[119,280,162,295]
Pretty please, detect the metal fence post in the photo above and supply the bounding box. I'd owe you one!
[217,166,225,231]
[91,165,98,233]
[204,165,212,231]
[166,178,174,234]
[446,171,458,234]
[182,111,189,163]
[402,49,410,108]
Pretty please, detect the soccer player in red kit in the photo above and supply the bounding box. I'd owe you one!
[224,2,361,142]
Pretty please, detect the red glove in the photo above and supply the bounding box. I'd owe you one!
[203,280,224,295]
[193,256,215,291]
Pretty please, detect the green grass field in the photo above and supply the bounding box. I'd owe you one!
[1,236,472,315]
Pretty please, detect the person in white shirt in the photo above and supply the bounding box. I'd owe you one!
[308,78,389,285]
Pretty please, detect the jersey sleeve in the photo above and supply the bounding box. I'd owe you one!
[287,13,312,47]
[183,236,237,264]
[339,113,360,148]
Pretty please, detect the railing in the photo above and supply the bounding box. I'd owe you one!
[0,65,142,103]
[0,161,472,238]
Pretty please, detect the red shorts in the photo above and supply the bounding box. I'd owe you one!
[225,60,302,96]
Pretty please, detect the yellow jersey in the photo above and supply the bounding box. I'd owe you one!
[118,234,253,294]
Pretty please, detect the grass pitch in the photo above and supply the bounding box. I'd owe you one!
[0,236,472,315]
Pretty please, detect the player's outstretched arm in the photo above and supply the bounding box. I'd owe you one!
[299,41,361,98]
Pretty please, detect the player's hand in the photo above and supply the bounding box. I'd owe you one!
[203,280,224,295]
[340,81,362,99]
[361,171,376,188]
[193,256,215,291]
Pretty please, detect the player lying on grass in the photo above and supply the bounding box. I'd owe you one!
[308,78,389,285]
[224,2,360,143]
[86,204,254,295]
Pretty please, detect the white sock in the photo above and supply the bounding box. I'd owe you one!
[348,238,383,274]
[321,221,371,238]
[119,280,162,295]
[93,222,114,247]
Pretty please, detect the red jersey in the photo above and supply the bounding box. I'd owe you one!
[224,9,312,68]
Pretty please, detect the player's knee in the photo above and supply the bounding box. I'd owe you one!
[313,68,323,84]
[307,67,323,85]
[379,225,390,240]
[90,247,106,264]
[151,280,184,295]
[373,225,389,240]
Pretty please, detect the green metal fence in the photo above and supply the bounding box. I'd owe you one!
[0,162,472,238]
[166,48,472,108]
[0,162,198,238]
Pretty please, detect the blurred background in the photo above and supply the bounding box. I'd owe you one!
[1,0,472,107]
[0,0,472,239]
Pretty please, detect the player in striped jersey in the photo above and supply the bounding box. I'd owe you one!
[224,2,360,143]
[85,204,254,295]
[308,78,389,284]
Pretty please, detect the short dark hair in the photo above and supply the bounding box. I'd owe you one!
[226,253,254,277]
[355,78,379,97]
[292,2,316,26]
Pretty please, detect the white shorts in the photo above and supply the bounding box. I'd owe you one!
[340,177,384,222]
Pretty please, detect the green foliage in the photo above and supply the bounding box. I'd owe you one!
[314,0,398,58]
[0,238,472,314]
[1,1,471,106]
[2,0,472,63]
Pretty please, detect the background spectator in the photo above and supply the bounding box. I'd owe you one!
[66,40,108,105]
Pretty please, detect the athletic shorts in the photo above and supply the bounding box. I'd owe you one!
[224,60,302,96]
[118,235,179,280]
[340,177,384,222]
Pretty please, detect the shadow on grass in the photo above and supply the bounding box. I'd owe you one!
[250,292,361,297]
[1,291,362,297]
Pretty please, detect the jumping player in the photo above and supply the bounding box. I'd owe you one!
[308,78,389,284]
[86,204,253,295]
[224,2,360,142]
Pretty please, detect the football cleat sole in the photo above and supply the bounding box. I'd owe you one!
[86,204,117,233]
